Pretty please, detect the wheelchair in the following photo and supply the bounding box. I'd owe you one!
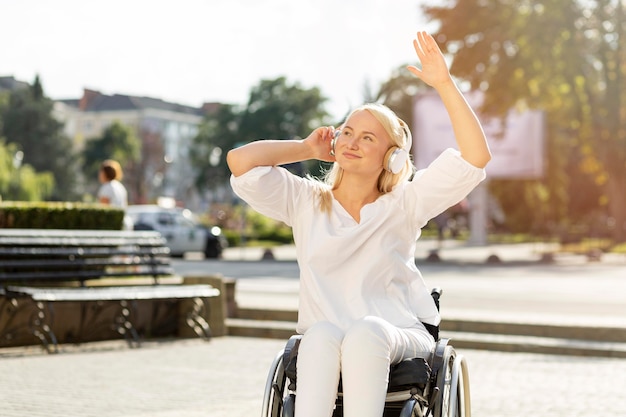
[261,289,471,417]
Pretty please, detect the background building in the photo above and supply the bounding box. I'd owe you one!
[0,76,29,93]
[54,89,208,209]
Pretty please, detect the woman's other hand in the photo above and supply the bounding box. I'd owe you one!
[407,31,452,90]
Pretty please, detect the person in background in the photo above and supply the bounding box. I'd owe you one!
[227,31,491,417]
[97,159,132,229]
[98,159,128,207]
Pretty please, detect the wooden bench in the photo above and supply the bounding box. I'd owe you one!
[0,229,220,353]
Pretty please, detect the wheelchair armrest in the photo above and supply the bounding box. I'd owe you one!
[429,337,450,378]
[423,322,440,341]
[424,288,443,340]
[283,335,302,385]
[430,287,442,311]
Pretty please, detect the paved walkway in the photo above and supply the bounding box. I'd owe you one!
[221,239,626,265]
[1,336,626,417]
[1,240,625,417]
[228,240,626,328]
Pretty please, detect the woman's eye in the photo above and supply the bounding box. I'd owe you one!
[363,135,373,141]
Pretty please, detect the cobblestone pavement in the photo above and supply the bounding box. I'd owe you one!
[1,336,626,417]
[3,242,625,416]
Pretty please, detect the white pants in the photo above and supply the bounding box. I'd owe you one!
[294,317,435,417]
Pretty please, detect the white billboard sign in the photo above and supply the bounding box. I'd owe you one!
[412,91,545,179]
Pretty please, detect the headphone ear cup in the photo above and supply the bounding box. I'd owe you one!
[384,147,408,174]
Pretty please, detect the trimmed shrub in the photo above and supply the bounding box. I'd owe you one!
[0,202,124,230]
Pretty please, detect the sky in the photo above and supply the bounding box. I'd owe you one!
[1,0,434,120]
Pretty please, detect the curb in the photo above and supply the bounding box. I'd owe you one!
[227,307,626,358]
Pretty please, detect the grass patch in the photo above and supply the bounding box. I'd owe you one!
[610,242,626,254]
[239,240,283,248]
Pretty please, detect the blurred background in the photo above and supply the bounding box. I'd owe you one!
[1,0,625,256]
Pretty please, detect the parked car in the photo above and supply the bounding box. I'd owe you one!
[126,205,227,258]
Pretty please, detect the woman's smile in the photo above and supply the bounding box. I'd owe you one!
[342,151,361,159]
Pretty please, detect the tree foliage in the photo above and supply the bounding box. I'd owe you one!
[0,76,78,200]
[240,77,328,140]
[192,77,329,190]
[0,139,54,201]
[375,65,431,135]
[423,0,626,241]
[125,127,167,205]
[191,104,242,191]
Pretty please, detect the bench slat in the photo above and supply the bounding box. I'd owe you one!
[0,246,170,256]
[7,284,220,302]
[0,257,171,269]
[0,237,165,246]
[0,267,175,281]
[0,236,166,246]
[0,229,174,287]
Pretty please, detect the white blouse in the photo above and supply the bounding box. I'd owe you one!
[230,148,485,334]
[97,180,128,208]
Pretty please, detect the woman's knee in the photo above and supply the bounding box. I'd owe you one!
[342,317,391,356]
[300,321,344,354]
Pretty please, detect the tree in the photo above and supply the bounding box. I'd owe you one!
[192,77,329,192]
[191,104,242,191]
[0,76,78,200]
[423,0,626,241]
[126,127,167,204]
[0,139,54,201]
[82,121,141,199]
[375,64,431,134]
[239,77,328,141]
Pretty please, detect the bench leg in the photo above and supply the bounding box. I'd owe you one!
[0,296,59,353]
[114,300,141,348]
[151,298,213,340]
[30,301,59,353]
[184,297,212,340]
[0,297,26,347]
[0,296,58,353]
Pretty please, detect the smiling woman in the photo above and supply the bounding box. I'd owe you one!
[321,103,415,218]
[226,31,490,417]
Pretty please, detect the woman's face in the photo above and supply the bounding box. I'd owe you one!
[335,110,392,176]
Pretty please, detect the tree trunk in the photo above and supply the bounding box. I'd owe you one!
[607,173,626,243]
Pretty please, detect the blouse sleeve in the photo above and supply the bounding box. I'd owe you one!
[97,183,113,200]
[407,148,486,228]
[229,166,306,226]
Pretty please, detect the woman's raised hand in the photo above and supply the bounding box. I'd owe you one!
[304,126,337,163]
[407,31,452,89]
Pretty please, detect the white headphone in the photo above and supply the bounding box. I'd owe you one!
[383,146,409,174]
[330,122,411,175]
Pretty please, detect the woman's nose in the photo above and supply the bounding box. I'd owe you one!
[346,136,358,149]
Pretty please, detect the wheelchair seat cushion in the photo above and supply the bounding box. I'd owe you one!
[387,357,431,391]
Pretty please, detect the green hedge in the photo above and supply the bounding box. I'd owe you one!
[0,202,125,230]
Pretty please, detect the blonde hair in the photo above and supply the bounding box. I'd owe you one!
[316,103,414,214]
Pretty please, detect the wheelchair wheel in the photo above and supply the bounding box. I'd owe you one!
[262,349,288,417]
[432,346,471,417]
[449,351,471,417]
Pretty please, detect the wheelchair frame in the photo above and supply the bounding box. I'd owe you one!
[262,330,471,417]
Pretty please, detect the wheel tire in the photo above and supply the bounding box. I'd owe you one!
[204,241,220,258]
